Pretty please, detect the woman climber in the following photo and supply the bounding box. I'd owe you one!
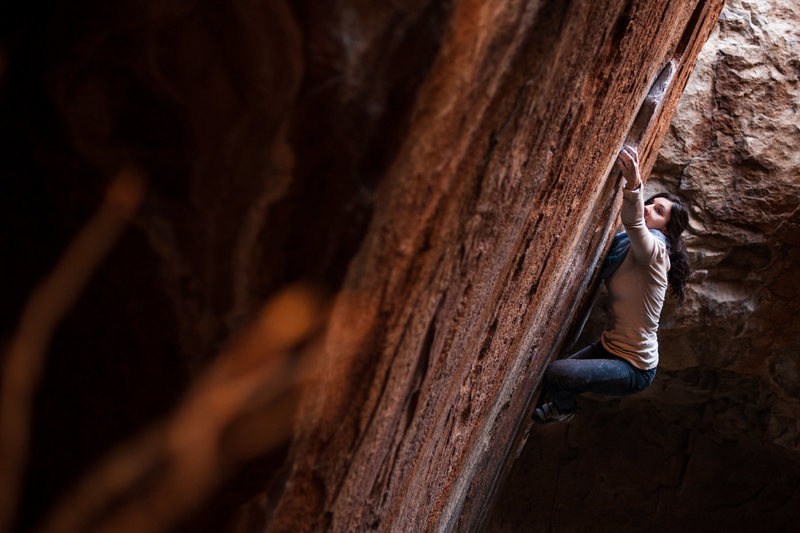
[533,145,690,425]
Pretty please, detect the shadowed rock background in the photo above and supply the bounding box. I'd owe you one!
[6,0,795,532]
[489,0,800,531]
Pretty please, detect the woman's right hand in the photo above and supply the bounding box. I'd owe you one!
[615,145,641,190]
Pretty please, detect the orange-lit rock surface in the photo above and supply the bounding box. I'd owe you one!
[0,0,723,531]
[264,1,724,530]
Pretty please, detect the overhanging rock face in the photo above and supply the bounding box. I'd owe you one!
[0,0,724,531]
[268,1,725,531]
[487,2,800,530]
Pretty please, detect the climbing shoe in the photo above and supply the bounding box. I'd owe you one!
[532,402,575,425]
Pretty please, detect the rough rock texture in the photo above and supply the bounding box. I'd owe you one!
[267,2,724,531]
[651,0,800,456]
[488,0,800,530]
[489,395,800,532]
[0,0,723,531]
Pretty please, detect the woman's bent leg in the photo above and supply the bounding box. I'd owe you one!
[544,343,655,413]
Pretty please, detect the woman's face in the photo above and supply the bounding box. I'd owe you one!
[645,197,673,231]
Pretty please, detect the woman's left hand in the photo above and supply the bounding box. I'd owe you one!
[615,145,641,190]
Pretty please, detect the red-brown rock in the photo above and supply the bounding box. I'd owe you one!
[489,1,800,530]
[0,0,723,531]
[266,1,724,531]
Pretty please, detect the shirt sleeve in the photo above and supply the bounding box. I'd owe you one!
[620,186,659,264]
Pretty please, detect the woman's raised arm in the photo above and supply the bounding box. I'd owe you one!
[614,146,660,264]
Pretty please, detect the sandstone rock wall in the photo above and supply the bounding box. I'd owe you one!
[267,2,724,531]
[488,1,800,530]
[650,0,800,455]
[0,1,723,531]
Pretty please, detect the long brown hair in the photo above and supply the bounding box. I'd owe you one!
[647,192,690,305]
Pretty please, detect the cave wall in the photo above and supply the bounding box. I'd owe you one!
[0,0,724,531]
[262,1,725,530]
[649,0,800,455]
[488,0,800,530]
[488,396,800,533]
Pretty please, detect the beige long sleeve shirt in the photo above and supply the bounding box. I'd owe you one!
[600,186,670,370]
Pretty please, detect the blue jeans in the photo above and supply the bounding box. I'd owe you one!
[543,342,656,413]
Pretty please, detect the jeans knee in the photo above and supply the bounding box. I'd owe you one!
[627,366,656,393]
[545,360,572,386]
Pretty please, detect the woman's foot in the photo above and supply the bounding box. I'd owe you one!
[533,402,575,425]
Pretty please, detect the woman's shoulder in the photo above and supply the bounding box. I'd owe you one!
[648,228,667,247]
[646,229,670,267]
